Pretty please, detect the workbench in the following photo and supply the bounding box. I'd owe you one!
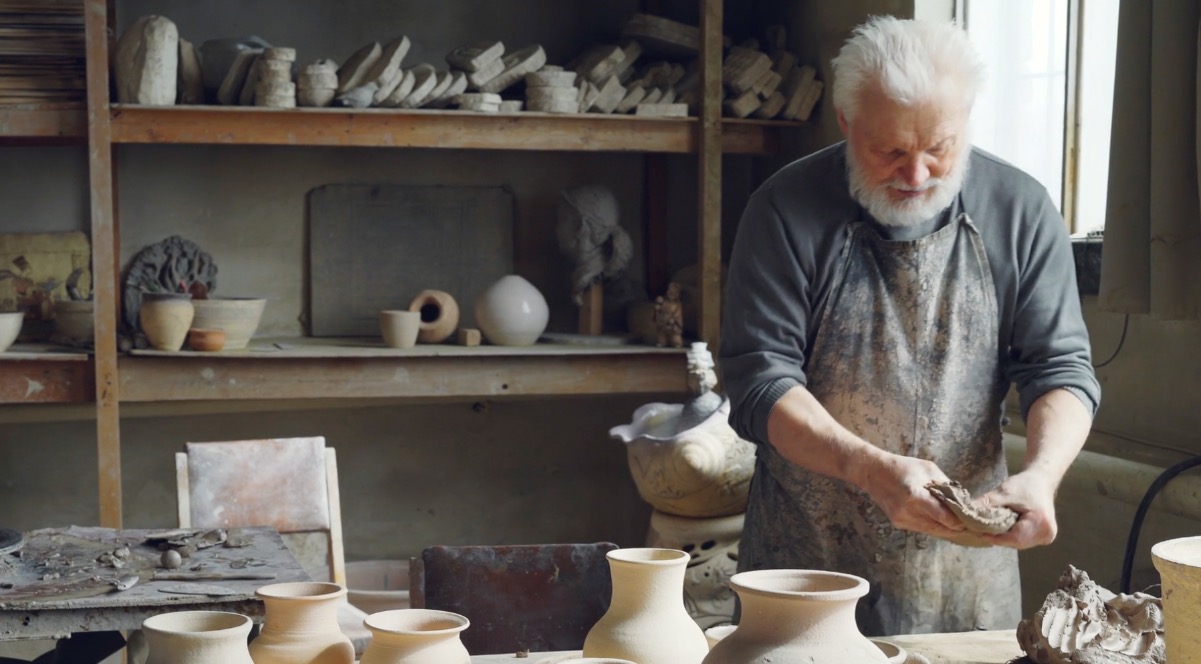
[469,629,1026,664]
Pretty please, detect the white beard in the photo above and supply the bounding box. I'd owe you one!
[847,146,971,228]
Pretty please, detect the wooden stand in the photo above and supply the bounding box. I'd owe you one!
[578,282,603,335]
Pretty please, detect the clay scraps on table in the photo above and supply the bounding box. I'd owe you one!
[926,479,1018,547]
[1016,566,1164,664]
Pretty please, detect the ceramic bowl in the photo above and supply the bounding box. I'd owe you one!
[190,297,266,350]
[187,328,226,352]
[0,312,24,352]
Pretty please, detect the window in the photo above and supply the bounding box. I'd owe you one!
[958,0,1120,234]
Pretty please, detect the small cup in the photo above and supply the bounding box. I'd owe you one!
[187,327,226,352]
[380,310,421,349]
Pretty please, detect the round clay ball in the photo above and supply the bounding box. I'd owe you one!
[161,549,183,570]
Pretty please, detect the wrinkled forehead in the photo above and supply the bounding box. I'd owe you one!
[852,82,969,147]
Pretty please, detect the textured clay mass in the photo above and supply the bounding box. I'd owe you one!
[1017,566,1165,664]
[925,480,1019,546]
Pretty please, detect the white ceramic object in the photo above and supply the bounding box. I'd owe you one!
[142,610,253,664]
[359,609,470,664]
[379,310,421,349]
[582,548,709,664]
[190,297,266,350]
[701,569,886,664]
[248,582,355,664]
[1152,536,1201,664]
[610,398,756,518]
[647,510,743,628]
[140,294,194,352]
[704,624,736,649]
[346,559,411,614]
[705,625,906,663]
[558,659,638,664]
[0,312,23,352]
[473,274,549,346]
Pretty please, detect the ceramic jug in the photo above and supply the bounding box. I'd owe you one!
[1152,535,1201,664]
[473,274,548,346]
[582,547,709,664]
[359,608,470,664]
[248,582,355,664]
[142,610,254,664]
[701,569,887,664]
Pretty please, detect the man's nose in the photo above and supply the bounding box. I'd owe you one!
[898,157,930,187]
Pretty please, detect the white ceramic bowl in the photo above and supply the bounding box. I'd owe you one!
[0,312,24,352]
[190,297,266,350]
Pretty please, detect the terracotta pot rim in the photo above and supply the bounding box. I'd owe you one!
[364,608,470,635]
[142,610,252,636]
[730,569,870,600]
[256,581,346,601]
[1151,535,1201,567]
[607,547,690,566]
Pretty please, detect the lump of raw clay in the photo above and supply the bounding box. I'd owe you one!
[927,479,1018,546]
[114,15,179,105]
[1017,566,1164,664]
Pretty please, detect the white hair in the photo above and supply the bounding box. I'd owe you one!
[831,15,985,122]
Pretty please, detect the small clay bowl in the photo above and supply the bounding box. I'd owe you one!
[187,328,226,352]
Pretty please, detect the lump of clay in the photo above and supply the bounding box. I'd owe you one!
[926,479,1018,546]
[1017,566,1164,664]
[114,15,179,105]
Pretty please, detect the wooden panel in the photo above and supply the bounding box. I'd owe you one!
[697,0,724,345]
[118,342,688,401]
[108,105,779,155]
[0,105,86,141]
[0,358,92,403]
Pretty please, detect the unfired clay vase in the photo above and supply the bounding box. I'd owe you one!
[248,582,355,664]
[701,569,886,664]
[558,659,638,664]
[190,297,266,350]
[142,610,253,664]
[379,310,421,349]
[706,626,906,663]
[1152,536,1201,663]
[139,293,194,351]
[408,290,459,344]
[582,548,709,664]
[359,609,470,664]
[647,510,742,628]
[610,399,756,518]
[473,274,549,346]
[0,312,23,352]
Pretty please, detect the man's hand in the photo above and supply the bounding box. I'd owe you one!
[977,469,1060,549]
[856,452,967,540]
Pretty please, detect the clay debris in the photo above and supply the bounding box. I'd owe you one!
[1017,566,1164,664]
[926,479,1018,546]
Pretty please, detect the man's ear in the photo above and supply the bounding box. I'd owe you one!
[836,108,849,136]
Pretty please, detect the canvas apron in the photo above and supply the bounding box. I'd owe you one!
[738,213,1021,636]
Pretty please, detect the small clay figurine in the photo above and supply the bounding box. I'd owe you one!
[654,282,684,348]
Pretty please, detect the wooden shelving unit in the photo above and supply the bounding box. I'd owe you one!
[0,104,86,142]
[65,0,801,526]
[0,345,93,404]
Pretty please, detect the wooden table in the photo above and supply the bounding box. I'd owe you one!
[469,629,1025,664]
[0,525,310,662]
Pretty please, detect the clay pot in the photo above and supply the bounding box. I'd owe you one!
[248,582,355,664]
[610,398,756,518]
[407,290,459,344]
[473,274,548,346]
[187,328,226,352]
[1152,536,1201,664]
[582,548,709,664]
[701,570,886,664]
[379,310,421,349]
[190,297,266,350]
[704,623,906,663]
[359,609,470,664]
[646,510,743,628]
[142,610,253,664]
[0,312,23,352]
[139,293,194,352]
[53,300,94,345]
[558,660,638,664]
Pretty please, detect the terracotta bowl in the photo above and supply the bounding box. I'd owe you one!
[187,328,226,352]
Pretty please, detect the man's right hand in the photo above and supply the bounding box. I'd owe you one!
[855,452,967,540]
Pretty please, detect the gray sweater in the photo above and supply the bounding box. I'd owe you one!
[720,142,1100,446]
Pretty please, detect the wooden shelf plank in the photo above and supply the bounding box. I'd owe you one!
[0,347,94,403]
[0,105,86,141]
[119,338,688,401]
[108,104,788,155]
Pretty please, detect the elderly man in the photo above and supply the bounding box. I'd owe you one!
[719,16,1100,636]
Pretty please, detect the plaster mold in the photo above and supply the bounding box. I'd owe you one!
[1016,566,1164,664]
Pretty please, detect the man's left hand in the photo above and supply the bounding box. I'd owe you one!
[977,470,1061,549]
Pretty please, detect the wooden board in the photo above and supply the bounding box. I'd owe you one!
[309,184,515,336]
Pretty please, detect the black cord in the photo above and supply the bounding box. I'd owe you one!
[1120,454,1201,594]
[1092,313,1129,368]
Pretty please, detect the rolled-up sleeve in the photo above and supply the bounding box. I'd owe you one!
[720,189,813,446]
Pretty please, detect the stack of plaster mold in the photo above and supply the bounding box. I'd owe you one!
[244,47,296,108]
[296,60,338,107]
[447,41,546,112]
[719,25,822,121]
[112,15,204,105]
[1017,566,1165,664]
[329,36,465,110]
[523,67,577,114]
